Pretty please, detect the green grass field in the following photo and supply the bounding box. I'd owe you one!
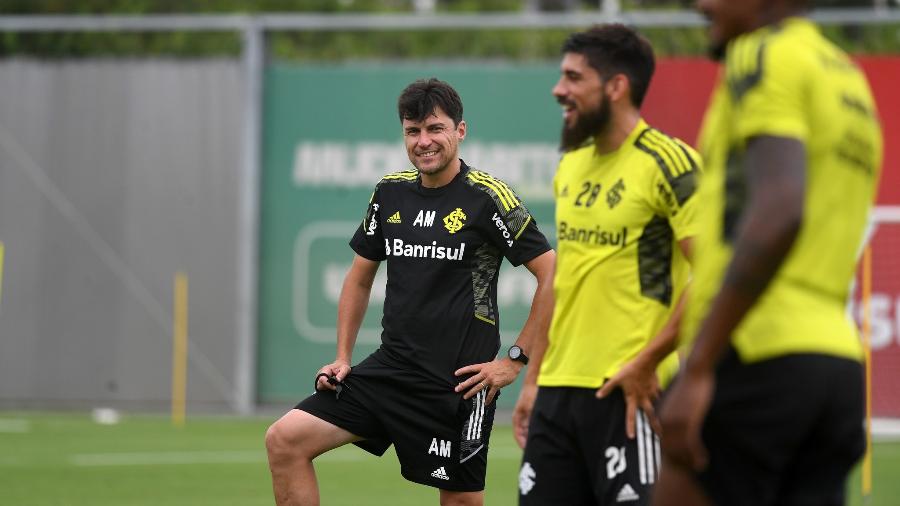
[1,412,897,505]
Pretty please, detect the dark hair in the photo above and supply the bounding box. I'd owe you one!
[562,24,655,108]
[397,78,464,126]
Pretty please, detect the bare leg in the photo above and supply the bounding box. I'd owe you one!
[265,409,362,506]
[652,460,712,506]
[439,489,484,506]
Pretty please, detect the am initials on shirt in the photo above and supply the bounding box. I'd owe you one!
[428,438,452,458]
[414,210,436,227]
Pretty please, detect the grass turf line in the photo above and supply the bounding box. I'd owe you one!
[0,412,896,505]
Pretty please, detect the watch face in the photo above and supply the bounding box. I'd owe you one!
[509,346,521,359]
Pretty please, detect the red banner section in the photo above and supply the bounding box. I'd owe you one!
[643,57,898,205]
[642,58,718,150]
[859,57,900,205]
[644,57,900,417]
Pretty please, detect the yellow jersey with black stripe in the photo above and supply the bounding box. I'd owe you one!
[350,161,552,385]
[684,18,883,362]
[538,119,701,388]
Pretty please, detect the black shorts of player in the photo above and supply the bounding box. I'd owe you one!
[519,386,659,506]
[295,353,496,492]
[696,348,865,506]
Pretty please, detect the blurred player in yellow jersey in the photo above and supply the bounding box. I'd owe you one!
[515,24,702,505]
[656,1,883,505]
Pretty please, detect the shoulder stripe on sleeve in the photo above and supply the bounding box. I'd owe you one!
[380,169,418,182]
[673,138,701,173]
[642,131,689,177]
[636,129,673,178]
[726,36,766,101]
[732,36,752,79]
[488,174,522,209]
[466,170,520,212]
[470,170,520,209]
[635,128,699,206]
[635,129,672,179]
[469,172,513,211]
[647,129,691,176]
[647,129,699,176]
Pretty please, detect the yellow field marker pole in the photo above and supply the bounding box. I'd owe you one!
[172,272,188,427]
[862,246,873,502]
[0,241,5,309]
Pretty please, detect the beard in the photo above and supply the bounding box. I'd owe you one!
[559,94,612,152]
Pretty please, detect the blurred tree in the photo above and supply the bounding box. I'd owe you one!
[0,0,894,57]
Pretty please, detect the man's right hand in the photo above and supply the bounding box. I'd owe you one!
[595,353,661,439]
[512,383,538,449]
[315,359,352,391]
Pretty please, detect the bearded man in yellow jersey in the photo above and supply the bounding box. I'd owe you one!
[514,24,702,506]
[655,1,883,505]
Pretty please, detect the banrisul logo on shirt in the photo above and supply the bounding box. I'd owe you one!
[384,238,466,261]
[443,208,467,234]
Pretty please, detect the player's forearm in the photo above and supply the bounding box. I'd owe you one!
[640,286,688,366]
[685,225,798,372]
[517,272,554,353]
[686,139,803,372]
[334,278,373,363]
[522,329,548,386]
[518,251,555,385]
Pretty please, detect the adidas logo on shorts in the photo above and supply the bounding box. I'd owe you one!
[616,483,639,502]
[431,466,450,481]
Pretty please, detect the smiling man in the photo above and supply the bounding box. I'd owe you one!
[265,78,555,506]
[655,1,883,505]
[514,25,702,506]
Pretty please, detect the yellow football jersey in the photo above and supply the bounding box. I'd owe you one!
[684,18,883,362]
[539,119,701,388]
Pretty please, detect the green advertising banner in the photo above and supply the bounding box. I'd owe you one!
[258,63,562,408]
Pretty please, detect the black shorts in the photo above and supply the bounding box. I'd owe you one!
[697,350,865,506]
[520,387,658,506]
[295,354,496,492]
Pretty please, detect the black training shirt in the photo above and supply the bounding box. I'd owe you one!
[350,160,551,386]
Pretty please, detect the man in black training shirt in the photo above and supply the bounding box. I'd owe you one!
[265,78,555,506]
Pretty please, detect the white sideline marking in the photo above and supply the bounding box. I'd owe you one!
[873,418,900,442]
[0,419,30,433]
[71,451,267,466]
[68,444,524,467]
[69,448,377,467]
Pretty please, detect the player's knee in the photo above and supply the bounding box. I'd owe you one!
[265,419,302,463]
[265,421,286,457]
[266,413,326,463]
